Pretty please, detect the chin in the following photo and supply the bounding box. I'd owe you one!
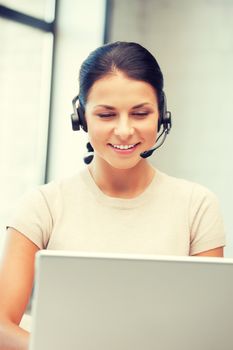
[106,157,144,171]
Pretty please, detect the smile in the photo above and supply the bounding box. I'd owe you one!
[109,142,140,150]
[107,142,140,154]
[111,143,137,150]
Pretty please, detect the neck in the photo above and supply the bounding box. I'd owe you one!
[88,156,155,198]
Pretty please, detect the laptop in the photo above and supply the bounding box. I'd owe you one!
[29,250,233,350]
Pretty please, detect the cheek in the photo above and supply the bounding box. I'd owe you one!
[87,122,109,148]
[141,121,158,143]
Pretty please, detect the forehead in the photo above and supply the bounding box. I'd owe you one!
[86,73,157,107]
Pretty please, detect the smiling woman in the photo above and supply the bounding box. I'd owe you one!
[85,73,158,173]
[0,41,226,350]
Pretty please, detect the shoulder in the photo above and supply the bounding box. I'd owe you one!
[154,170,222,219]
[38,170,85,202]
[156,170,224,222]
[156,169,217,202]
[12,171,86,218]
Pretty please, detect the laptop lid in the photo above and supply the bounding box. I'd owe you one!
[29,251,233,350]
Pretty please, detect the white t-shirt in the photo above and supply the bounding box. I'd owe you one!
[8,168,226,256]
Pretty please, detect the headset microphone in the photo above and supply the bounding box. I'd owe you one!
[140,110,172,159]
[140,127,169,158]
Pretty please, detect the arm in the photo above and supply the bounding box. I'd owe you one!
[189,184,226,256]
[0,228,39,350]
[193,246,224,257]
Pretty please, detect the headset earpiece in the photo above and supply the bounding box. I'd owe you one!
[158,92,172,133]
[71,95,88,132]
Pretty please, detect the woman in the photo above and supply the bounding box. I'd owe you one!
[0,41,225,349]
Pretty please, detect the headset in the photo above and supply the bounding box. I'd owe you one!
[71,95,87,132]
[71,92,172,159]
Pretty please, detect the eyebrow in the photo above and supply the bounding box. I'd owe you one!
[132,103,152,109]
[94,102,152,110]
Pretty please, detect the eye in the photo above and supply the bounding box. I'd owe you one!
[97,113,115,118]
[132,111,150,118]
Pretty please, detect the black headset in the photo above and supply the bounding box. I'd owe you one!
[157,92,172,134]
[71,93,172,161]
[71,92,172,134]
[71,95,87,132]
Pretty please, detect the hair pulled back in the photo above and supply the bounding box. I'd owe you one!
[78,41,164,112]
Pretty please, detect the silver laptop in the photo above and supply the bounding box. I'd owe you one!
[29,251,233,350]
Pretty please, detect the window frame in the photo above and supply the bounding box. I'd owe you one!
[0,2,57,184]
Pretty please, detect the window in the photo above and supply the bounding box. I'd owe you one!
[0,3,56,249]
[1,0,54,20]
[0,1,108,251]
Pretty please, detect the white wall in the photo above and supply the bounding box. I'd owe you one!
[109,0,233,257]
[46,0,106,181]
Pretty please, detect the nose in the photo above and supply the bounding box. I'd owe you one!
[114,115,134,139]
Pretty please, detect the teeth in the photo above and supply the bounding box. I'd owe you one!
[112,144,136,150]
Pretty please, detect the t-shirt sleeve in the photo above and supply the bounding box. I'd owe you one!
[189,184,226,255]
[7,187,53,249]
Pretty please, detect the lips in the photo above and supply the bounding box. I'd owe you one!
[107,142,141,154]
[108,142,140,149]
